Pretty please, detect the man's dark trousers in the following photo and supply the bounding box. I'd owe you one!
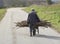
[29,24,36,36]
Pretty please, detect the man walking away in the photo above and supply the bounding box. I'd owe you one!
[27,9,40,37]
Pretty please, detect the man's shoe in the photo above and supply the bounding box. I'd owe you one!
[33,34,36,36]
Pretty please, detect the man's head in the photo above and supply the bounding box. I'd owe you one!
[31,8,35,11]
[31,8,37,13]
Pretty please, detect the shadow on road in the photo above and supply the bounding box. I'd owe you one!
[35,34,60,40]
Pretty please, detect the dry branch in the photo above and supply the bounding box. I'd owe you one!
[15,20,52,28]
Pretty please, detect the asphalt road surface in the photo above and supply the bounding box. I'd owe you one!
[0,8,60,44]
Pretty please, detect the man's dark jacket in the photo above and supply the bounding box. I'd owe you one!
[27,11,40,25]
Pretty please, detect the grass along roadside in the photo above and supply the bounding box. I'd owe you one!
[0,8,6,21]
[24,4,60,33]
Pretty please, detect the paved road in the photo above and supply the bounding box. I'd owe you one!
[0,8,60,44]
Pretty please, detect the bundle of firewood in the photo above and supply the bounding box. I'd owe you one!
[15,20,52,28]
[16,20,28,27]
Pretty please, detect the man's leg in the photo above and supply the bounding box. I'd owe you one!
[37,28,39,34]
[35,27,39,34]
[30,28,32,36]
[33,28,36,36]
[29,25,33,36]
[37,27,39,34]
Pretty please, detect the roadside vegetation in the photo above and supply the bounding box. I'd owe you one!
[24,4,60,33]
[0,8,6,21]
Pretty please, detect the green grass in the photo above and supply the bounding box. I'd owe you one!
[24,4,60,33]
[0,8,6,21]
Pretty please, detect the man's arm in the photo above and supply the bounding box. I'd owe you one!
[35,14,40,22]
[27,14,30,24]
